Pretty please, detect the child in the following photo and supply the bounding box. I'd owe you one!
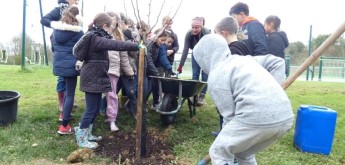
[40,0,79,121]
[211,16,286,136]
[73,12,145,149]
[50,6,83,134]
[147,29,176,110]
[194,34,293,164]
[105,11,136,132]
[264,15,289,76]
[214,16,250,55]
[264,15,289,59]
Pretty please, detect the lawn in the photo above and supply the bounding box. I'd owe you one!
[0,65,344,164]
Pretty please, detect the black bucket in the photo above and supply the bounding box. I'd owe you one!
[0,91,20,126]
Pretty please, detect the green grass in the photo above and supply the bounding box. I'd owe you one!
[0,65,345,164]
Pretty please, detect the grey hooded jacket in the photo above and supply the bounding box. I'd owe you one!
[193,34,293,127]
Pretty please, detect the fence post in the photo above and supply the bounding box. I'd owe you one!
[285,56,290,77]
[318,56,323,81]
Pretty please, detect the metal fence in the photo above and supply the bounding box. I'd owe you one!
[173,53,345,82]
[287,56,345,82]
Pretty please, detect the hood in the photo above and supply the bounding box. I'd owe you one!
[50,21,83,32]
[241,16,257,27]
[274,31,289,47]
[193,34,231,74]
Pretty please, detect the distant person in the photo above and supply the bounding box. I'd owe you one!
[264,15,289,75]
[229,2,268,55]
[73,13,145,149]
[177,17,211,106]
[194,34,293,165]
[264,15,289,59]
[40,0,79,121]
[51,6,83,135]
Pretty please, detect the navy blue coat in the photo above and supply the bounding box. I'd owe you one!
[52,22,84,77]
[40,7,61,28]
[241,20,268,55]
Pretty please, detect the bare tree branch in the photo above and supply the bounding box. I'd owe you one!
[147,0,152,26]
[130,0,139,26]
[122,0,128,18]
[170,0,182,20]
[146,0,182,47]
[136,0,142,23]
[148,0,166,33]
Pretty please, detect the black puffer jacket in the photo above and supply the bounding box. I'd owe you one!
[267,31,289,59]
[146,42,160,76]
[77,29,139,93]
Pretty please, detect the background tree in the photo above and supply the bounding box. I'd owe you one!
[286,41,307,65]
[313,34,345,58]
[0,33,53,65]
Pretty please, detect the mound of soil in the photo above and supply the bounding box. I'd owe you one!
[95,128,175,164]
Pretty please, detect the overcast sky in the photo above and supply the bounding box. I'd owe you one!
[0,0,344,47]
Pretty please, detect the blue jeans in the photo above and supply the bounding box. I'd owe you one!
[192,55,208,94]
[56,76,66,92]
[61,76,77,126]
[80,92,101,129]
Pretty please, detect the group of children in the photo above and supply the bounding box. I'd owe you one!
[42,0,293,164]
[42,0,180,149]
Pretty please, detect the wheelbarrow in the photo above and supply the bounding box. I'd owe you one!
[149,76,207,125]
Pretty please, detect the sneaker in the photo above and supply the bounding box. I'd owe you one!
[110,121,119,132]
[59,113,63,121]
[57,124,73,135]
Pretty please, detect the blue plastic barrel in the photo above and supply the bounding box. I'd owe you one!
[293,105,337,155]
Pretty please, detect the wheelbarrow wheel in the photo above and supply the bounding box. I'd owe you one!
[160,93,178,126]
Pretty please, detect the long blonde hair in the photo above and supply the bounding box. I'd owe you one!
[106,11,124,41]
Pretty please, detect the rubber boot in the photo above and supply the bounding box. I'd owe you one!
[88,124,102,142]
[57,92,64,112]
[75,127,98,149]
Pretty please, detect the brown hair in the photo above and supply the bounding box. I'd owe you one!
[88,13,112,30]
[60,6,79,25]
[154,28,172,38]
[215,16,239,35]
[136,21,150,33]
[265,15,281,31]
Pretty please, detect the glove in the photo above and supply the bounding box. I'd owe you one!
[137,43,146,49]
[75,60,83,71]
[198,159,207,165]
[167,68,176,76]
[138,43,147,55]
[177,66,182,74]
